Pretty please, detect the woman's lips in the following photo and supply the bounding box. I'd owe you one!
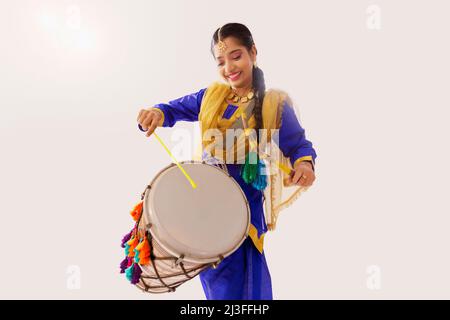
[228,72,241,81]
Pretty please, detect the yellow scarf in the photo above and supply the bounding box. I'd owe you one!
[196,81,310,232]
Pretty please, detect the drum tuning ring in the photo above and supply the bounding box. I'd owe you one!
[175,254,185,266]
[140,185,151,200]
[212,255,224,269]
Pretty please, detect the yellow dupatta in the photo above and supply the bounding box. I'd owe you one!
[197,81,310,233]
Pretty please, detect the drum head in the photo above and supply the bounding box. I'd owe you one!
[143,162,250,264]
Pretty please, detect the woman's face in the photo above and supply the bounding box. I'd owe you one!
[213,36,257,90]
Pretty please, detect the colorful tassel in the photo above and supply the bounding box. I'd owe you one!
[125,263,134,281]
[120,256,131,274]
[127,257,133,268]
[132,267,142,284]
[121,201,148,285]
[251,159,268,190]
[134,236,151,265]
[130,201,143,222]
[125,235,139,257]
[125,262,142,284]
[133,238,143,264]
[240,152,259,184]
[139,240,151,265]
[131,263,142,284]
[121,230,133,248]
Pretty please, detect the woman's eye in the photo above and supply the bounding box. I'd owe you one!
[217,55,241,67]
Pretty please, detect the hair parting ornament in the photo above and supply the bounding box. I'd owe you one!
[217,26,228,53]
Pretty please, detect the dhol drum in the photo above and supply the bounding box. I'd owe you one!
[120,161,250,293]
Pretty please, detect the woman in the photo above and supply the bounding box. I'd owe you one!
[136,23,317,300]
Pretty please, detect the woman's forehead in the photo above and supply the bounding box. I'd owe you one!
[214,37,244,59]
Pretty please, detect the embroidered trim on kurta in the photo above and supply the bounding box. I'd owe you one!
[248,223,265,254]
[151,107,165,127]
[293,155,315,171]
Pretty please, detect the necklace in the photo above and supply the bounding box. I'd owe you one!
[226,88,255,103]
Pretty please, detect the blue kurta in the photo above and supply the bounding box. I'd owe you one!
[152,87,317,300]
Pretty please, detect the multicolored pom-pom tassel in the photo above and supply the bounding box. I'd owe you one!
[240,152,268,190]
[120,256,131,274]
[125,262,142,284]
[130,201,143,222]
[251,158,268,191]
[125,235,139,257]
[121,230,133,248]
[240,151,259,184]
[120,202,150,284]
[134,235,151,265]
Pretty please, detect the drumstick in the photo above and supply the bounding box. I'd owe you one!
[138,124,197,189]
[257,148,310,191]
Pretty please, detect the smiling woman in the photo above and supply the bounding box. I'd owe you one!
[136,22,318,300]
[213,33,258,99]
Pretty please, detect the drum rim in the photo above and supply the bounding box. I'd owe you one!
[141,160,251,264]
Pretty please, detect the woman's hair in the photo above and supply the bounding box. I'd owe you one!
[210,23,266,137]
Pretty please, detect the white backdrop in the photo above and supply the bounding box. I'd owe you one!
[1,0,449,299]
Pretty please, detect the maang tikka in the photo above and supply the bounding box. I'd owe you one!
[217,26,228,53]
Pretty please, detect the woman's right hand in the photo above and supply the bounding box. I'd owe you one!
[137,108,163,137]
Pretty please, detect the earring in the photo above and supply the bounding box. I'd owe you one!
[253,61,258,68]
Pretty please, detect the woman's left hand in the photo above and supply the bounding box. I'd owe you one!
[288,161,316,187]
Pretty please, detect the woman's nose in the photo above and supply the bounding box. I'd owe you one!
[224,62,236,74]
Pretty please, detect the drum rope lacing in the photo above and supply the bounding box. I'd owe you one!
[133,185,216,293]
